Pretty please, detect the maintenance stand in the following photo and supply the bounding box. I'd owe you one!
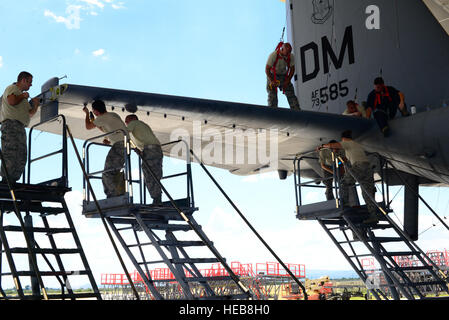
[294,151,449,300]
[0,115,101,300]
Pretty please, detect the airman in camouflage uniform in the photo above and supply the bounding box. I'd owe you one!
[103,141,126,197]
[1,120,27,181]
[265,42,301,111]
[125,115,163,205]
[340,162,377,218]
[83,100,127,198]
[319,130,378,224]
[318,141,345,201]
[1,72,40,182]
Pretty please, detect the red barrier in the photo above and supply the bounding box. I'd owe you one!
[101,261,307,285]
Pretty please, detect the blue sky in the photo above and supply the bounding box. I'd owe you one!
[1,0,449,289]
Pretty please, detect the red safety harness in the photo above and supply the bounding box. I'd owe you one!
[270,42,291,93]
[373,85,392,110]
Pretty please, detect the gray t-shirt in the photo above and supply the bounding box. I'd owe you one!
[127,119,160,150]
[266,51,295,76]
[93,112,127,144]
[1,84,31,126]
[319,148,345,167]
[340,140,369,164]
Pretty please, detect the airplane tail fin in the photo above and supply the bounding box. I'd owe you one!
[287,0,449,114]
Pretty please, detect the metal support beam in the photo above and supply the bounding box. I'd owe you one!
[24,214,40,297]
[404,175,419,241]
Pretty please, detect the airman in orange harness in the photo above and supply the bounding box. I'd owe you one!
[265,42,300,111]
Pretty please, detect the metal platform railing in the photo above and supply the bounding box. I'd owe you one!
[82,135,194,207]
[294,151,390,218]
[82,129,132,203]
[27,114,68,187]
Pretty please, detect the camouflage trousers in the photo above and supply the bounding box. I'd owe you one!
[141,144,163,200]
[1,119,27,182]
[340,161,377,215]
[266,74,300,111]
[103,141,125,198]
[322,169,335,200]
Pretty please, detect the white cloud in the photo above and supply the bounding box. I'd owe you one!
[91,48,111,61]
[92,48,105,57]
[92,48,110,61]
[44,1,126,29]
[44,9,67,23]
[241,171,278,183]
[0,56,3,68]
[112,2,126,10]
[79,0,105,9]
[44,5,82,30]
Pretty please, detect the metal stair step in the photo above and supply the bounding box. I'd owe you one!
[369,223,394,230]
[0,184,70,202]
[143,223,192,232]
[1,225,73,234]
[185,276,233,282]
[338,239,360,244]
[127,240,208,248]
[12,270,90,277]
[19,292,100,300]
[8,247,81,255]
[152,276,234,283]
[127,242,153,248]
[39,207,68,216]
[319,219,346,226]
[171,258,220,264]
[157,240,208,247]
[407,280,447,287]
[197,293,250,300]
[421,296,449,301]
[37,207,67,214]
[0,201,66,215]
[369,237,404,243]
[348,253,373,258]
[390,266,433,272]
[382,251,420,257]
[137,258,222,265]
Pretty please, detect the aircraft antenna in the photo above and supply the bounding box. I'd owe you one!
[280,26,285,42]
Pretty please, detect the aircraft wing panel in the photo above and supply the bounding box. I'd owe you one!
[30,84,374,176]
[423,0,449,35]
